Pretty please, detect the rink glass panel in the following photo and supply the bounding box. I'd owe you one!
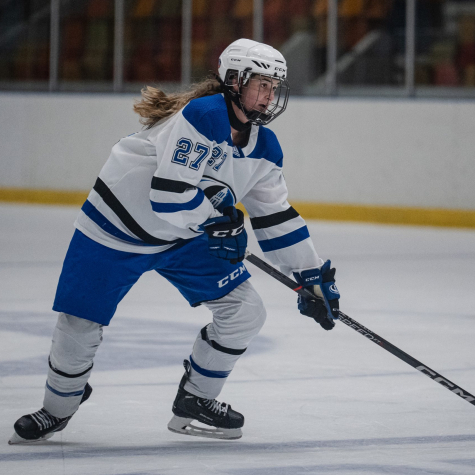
[58,0,114,92]
[123,0,182,92]
[334,0,406,96]
[0,0,475,98]
[261,0,327,96]
[190,0,253,82]
[414,1,475,97]
[0,0,51,91]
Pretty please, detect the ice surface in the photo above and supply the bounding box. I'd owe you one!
[1,203,474,475]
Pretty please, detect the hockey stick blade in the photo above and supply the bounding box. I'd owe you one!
[244,251,475,408]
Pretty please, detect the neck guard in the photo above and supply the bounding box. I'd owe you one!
[224,94,252,132]
[215,74,251,132]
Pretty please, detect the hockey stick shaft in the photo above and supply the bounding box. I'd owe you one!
[245,251,475,407]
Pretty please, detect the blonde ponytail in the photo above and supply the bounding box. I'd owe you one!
[133,78,223,128]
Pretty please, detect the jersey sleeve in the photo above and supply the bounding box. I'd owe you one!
[148,102,229,230]
[241,166,324,275]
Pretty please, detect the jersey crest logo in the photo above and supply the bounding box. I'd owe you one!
[233,146,242,158]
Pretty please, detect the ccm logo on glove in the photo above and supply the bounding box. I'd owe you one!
[200,206,247,264]
[293,260,340,331]
[209,224,244,238]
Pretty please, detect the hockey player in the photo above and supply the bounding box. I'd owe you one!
[9,38,340,443]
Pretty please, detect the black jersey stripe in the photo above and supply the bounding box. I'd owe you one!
[250,206,300,230]
[93,177,180,246]
[151,176,195,193]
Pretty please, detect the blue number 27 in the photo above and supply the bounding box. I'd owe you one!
[171,138,210,171]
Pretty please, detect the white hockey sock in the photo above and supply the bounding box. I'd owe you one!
[184,326,245,399]
[184,281,266,400]
[43,313,103,418]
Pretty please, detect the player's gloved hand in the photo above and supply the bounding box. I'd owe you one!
[293,260,340,331]
[200,206,247,264]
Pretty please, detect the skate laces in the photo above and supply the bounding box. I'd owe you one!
[30,408,63,431]
[203,399,229,416]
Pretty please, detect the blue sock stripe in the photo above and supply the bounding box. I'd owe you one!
[189,356,231,379]
[46,381,85,398]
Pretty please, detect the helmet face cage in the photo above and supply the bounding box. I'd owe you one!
[223,69,290,126]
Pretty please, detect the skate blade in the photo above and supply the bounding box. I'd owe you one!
[167,415,242,440]
[8,431,55,445]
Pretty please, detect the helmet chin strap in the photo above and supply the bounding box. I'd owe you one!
[244,108,268,122]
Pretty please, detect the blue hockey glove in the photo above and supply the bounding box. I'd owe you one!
[200,206,247,264]
[293,260,340,331]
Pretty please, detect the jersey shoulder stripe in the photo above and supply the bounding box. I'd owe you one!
[247,126,283,167]
[182,94,229,144]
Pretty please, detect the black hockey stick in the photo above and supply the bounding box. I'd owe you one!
[245,251,475,407]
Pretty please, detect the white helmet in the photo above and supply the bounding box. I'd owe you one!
[217,39,290,126]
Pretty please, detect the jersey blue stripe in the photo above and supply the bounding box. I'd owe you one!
[150,188,205,213]
[46,381,85,398]
[189,356,231,379]
[81,200,154,246]
[258,226,310,253]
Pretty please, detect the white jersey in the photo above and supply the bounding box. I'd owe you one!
[76,94,323,274]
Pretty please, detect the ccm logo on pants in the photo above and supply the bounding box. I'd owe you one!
[217,265,246,288]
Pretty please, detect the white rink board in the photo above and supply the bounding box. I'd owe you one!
[1,93,475,210]
[271,98,475,209]
[0,204,475,475]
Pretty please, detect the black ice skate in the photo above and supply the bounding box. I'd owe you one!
[167,360,244,440]
[8,383,92,445]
